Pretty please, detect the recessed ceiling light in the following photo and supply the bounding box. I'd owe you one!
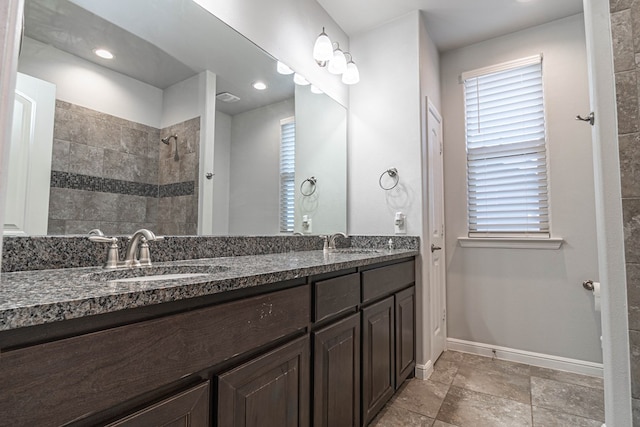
[94,48,114,59]
[252,81,267,90]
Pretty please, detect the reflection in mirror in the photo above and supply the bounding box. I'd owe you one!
[8,0,347,237]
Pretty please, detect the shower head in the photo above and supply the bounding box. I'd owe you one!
[161,135,177,144]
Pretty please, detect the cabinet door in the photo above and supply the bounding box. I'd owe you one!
[313,313,360,427]
[362,296,395,425]
[218,336,310,427]
[395,286,416,387]
[106,381,209,427]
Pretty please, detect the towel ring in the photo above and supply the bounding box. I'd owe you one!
[379,168,399,190]
[301,176,317,196]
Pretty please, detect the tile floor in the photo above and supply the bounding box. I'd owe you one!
[370,351,605,427]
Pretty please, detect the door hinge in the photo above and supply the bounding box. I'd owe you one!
[442,309,446,323]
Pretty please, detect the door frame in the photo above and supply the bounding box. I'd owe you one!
[583,0,632,425]
[0,0,24,264]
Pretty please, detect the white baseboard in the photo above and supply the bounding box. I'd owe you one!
[415,360,434,380]
[447,338,603,378]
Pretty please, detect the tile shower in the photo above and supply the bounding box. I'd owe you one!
[609,0,640,422]
[47,100,199,235]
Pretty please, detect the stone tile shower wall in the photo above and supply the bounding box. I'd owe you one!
[48,100,198,235]
[158,117,199,235]
[609,1,640,422]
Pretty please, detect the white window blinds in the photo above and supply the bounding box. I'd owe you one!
[463,56,549,237]
[279,118,295,233]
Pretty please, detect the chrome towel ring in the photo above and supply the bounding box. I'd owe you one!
[301,176,317,196]
[379,168,399,190]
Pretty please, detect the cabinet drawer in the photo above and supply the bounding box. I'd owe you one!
[314,273,360,322]
[362,260,415,303]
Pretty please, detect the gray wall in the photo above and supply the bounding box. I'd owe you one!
[609,0,640,421]
[441,14,602,362]
[228,99,294,235]
[294,86,347,235]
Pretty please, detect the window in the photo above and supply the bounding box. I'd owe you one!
[462,55,549,238]
[279,117,295,233]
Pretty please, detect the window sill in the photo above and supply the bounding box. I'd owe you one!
[457,237,564,250]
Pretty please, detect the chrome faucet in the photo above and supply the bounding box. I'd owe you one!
[321,232,348,251]
[123,229,164,267]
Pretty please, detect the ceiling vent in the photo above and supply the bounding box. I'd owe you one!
[216,92,241,103]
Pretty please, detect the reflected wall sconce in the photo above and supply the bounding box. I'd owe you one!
[313,27,359,85]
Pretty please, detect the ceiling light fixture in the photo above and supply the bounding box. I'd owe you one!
[328,43,347,75]
[277,61,294,75]
[313,28,359,84]
[94,48,114,59]
[342,54,360,85]
[313,27,334,66]
[252,81,267,90]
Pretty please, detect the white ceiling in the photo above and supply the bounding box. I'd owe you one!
[316,0,584,51]
[24,0,296,116]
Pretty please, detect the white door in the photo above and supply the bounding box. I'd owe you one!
[582,0,633,424]
[427,99,446,361]
[4,73,56,235]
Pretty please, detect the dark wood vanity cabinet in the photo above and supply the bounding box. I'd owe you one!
[313,313,361,427]
[361,259,416,425]
[362,296,396,424]
[395,286,416,386]
[106,382,210,427]
[0,256,416,427]
[218,336,310,427]
[312,272,361,427]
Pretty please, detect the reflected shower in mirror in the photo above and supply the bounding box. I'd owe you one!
[7,0,347,236]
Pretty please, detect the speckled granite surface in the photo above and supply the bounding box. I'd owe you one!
[0,248,418,332]
[2,235,420,272]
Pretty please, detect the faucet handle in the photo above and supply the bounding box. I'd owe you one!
[88,231,120,268]
[319,235,330,250]
[88,229,118,244]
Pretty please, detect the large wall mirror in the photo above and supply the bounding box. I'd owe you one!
[7,0,347,237]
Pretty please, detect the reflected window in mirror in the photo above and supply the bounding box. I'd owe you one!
[279,117,296,233]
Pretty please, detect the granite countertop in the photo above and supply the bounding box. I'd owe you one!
[0,248,418,332]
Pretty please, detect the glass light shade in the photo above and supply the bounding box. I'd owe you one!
[328,48,347,75]
[310,85,323,94]
[313,30,334,62]
[342,61,360,85]
[293,73,310,85]
[277,61,294,75]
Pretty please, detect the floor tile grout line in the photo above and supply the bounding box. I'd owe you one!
[529,374,605,391]
[530,404,605,425]
[530,375,535,426]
